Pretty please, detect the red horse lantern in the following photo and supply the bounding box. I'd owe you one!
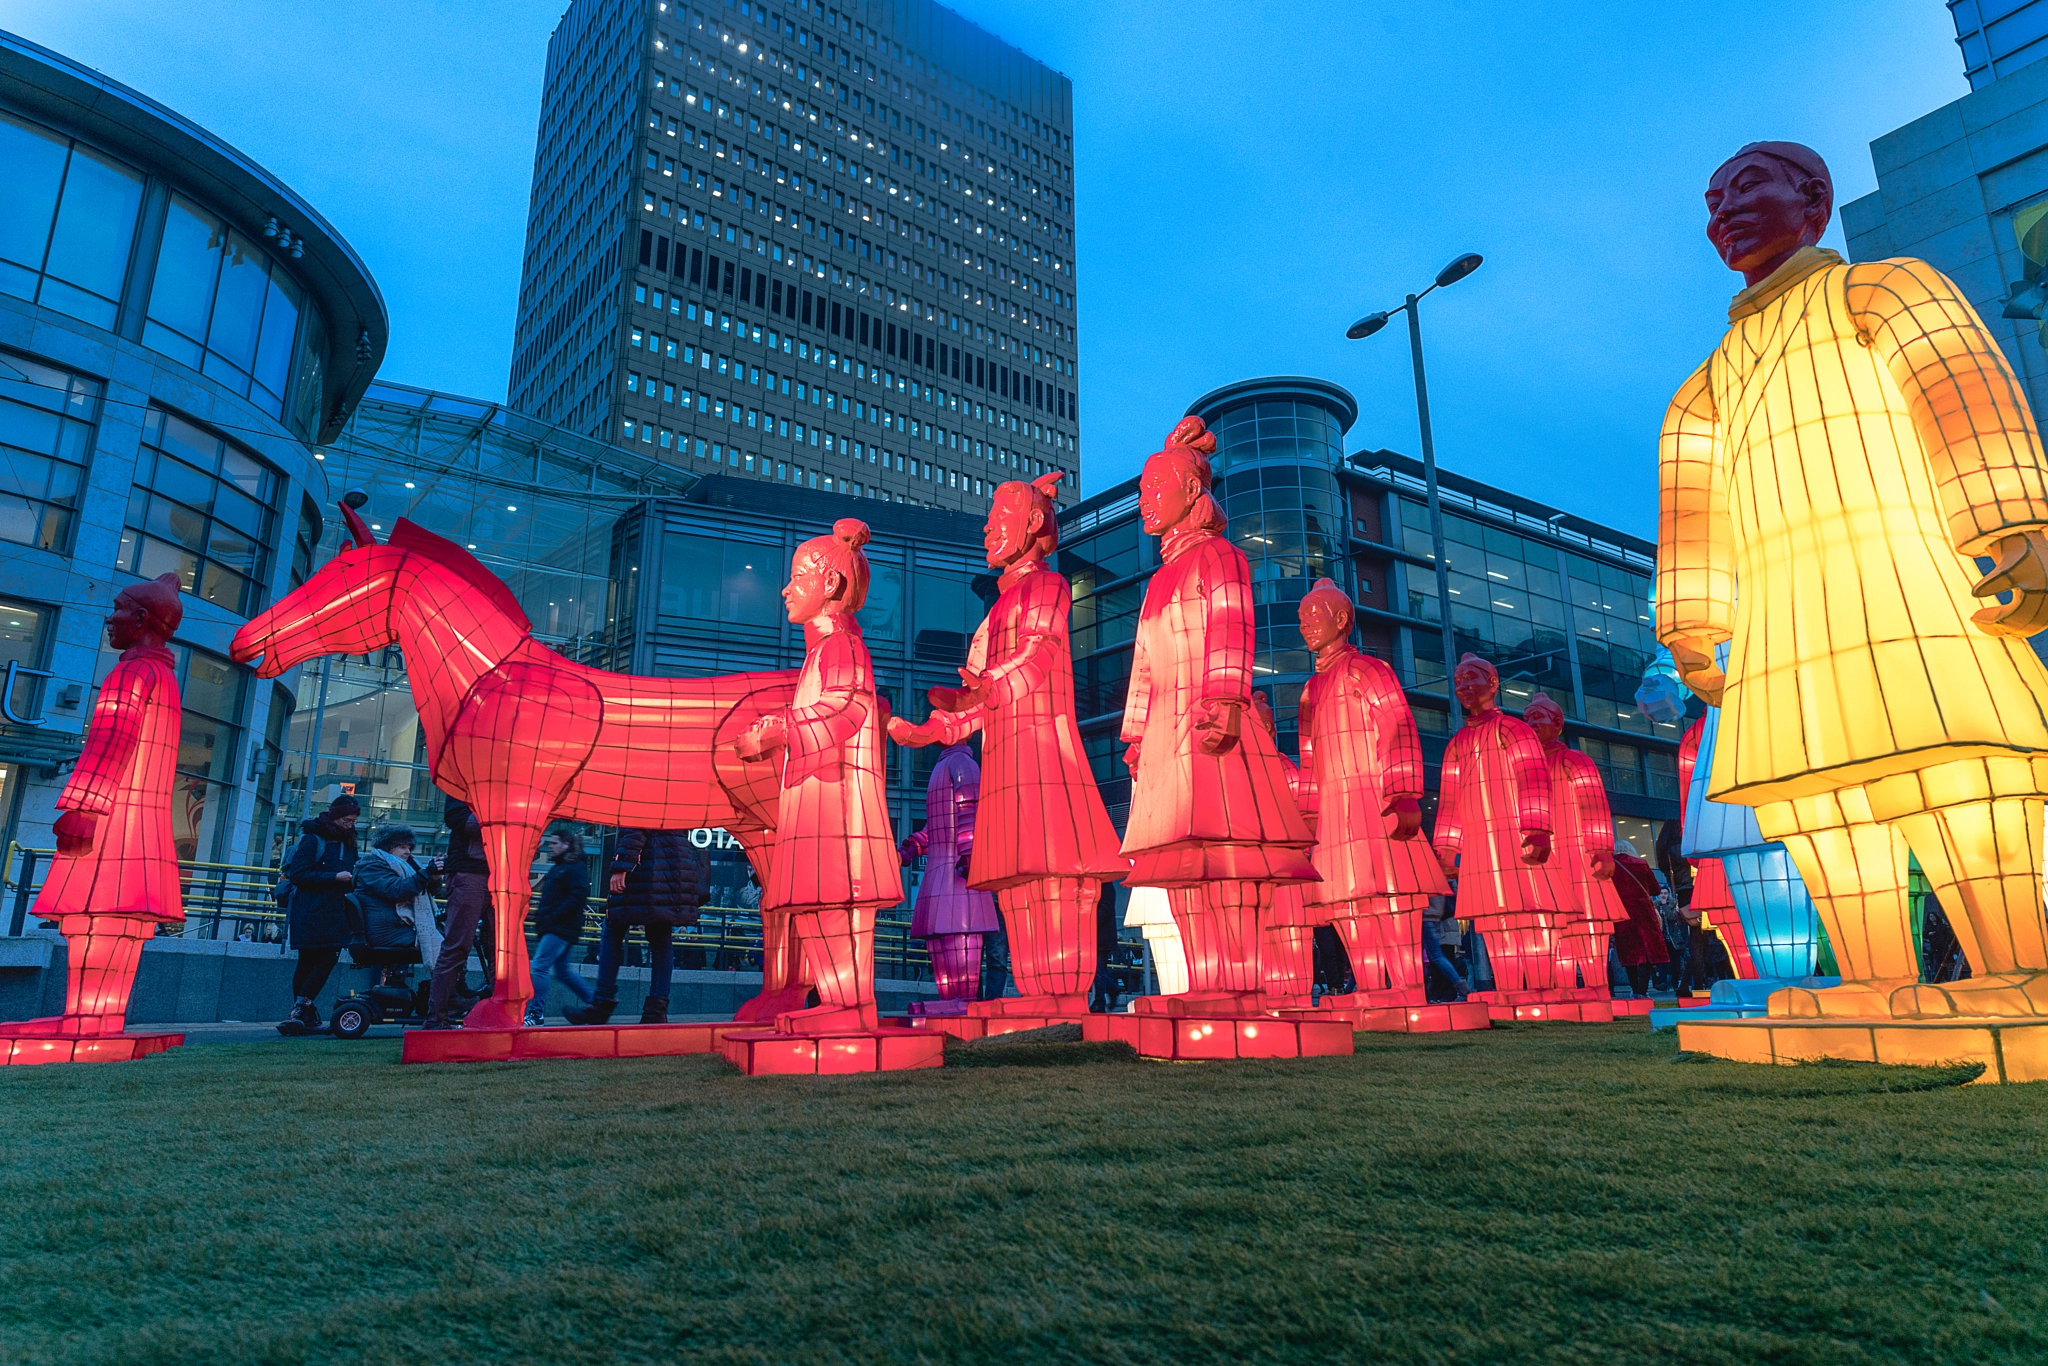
[231,500,805,1029]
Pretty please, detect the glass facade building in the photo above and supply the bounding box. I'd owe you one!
[0,32,387,879]
[1059,376,1684,855]
[269,381,699,864]
[506,0,1081,516]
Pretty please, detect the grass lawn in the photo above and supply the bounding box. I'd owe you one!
[1,1024,2043,1365]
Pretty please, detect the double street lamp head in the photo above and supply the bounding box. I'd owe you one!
[1435,252,1484,289]
[1345,311,1391,340]
[1345,252,1485,340]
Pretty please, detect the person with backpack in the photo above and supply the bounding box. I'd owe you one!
[566,829,706,1025]
[278,794,361,1033]
[525,831,594,1026]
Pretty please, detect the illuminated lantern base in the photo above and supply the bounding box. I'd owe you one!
[1101,1012,1354,1061]
[1292,1000,1492,1033]
[1468,992,1616,1023]
[717,1025,946,1075]
[401,1021,756,1064]
[1611,999,1655,1017]
[1130,989,1268,1017]
[0,1030,183,1065]
[967,992,1091,1017]
[1676,1015,2048,1083]
[910,1012,1106,1043]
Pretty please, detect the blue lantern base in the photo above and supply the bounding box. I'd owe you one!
[1648,976,1841,1031]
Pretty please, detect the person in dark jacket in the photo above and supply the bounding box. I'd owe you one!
[425,796,493,1028]
[279,794,360,1032]
[566,829,706,1024]
[356,825,443,955]
[525,831,594,1026]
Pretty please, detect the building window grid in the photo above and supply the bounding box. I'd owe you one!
[0,348,101,556]
[117,406,282,619]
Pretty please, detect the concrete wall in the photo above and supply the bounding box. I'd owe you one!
[1842,55,2048,423]
[0,932,938,1024]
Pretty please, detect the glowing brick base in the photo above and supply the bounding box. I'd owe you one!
[1102,1013,1354,1061]
[1471,994,1616,1023]
[911,1013,1107,1043]
[1610,998,1654,1016]
[717,1026,947,1075]
[0,1032,183,1065]
[400,1021,753,1064]
[1676,1016,2048,1084]
[1348,1002,1494,1033]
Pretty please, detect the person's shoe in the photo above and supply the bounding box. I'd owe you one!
[419,1019,457,1031]
[639,996,670,1024]
[522,1004,546,1027]
[294,1001,321,1030]
[564,999,615,1026]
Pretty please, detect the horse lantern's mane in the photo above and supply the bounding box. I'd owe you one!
[388,519,533,634]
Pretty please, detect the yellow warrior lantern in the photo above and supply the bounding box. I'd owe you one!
[1659,141,2048,1022]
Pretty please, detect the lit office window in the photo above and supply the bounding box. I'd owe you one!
[0,112,145,329]
[117,407,281,617]
[0,348,101,554]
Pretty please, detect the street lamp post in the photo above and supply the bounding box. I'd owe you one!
[1347,252,1483,726]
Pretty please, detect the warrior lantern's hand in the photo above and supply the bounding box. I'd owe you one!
[887,716,932,747]
[1383,795,1422,841]
[1191,697,1243,755]
[1588,850,1615,881]
[52,810,95,857]
[1971,529,2048,637]
[1521,829,1553,865]
[1436,845,1459,879]
[735,713,788,762]
[1666,636,1726,708]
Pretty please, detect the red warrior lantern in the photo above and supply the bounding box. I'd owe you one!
[1293,579,1448,1011]
[1435,654,1568,1016]
[0,574,189,1063]
[890,472,1127,1019]
[1120,418,1317,1014]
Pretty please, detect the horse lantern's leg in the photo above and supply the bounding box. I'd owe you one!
[438,661,601,1031]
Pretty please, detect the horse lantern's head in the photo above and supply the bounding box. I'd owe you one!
[230,495,404,678]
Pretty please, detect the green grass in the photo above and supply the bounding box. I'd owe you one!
[1,1025,2043,1365]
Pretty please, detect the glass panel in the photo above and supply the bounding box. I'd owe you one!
[252,271,301,401]
[0,113,67,274]
[44,145,143,302]
[147,196,221,345]
[205,231,270,371]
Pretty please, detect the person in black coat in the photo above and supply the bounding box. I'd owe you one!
[280,794,360,1032]
[425,795,494,1028]
[566,829,707,1025]
[525,831,594,1026]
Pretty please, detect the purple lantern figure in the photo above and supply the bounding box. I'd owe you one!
[900,741,999,1015]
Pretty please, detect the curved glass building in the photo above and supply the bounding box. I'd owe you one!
[0,31,388,867]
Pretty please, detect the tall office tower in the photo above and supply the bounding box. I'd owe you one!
[507,0,1080,513]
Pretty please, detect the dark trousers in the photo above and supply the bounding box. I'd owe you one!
[595,915,673,1003]
[427,872,492,1022]
[292,947,341,1001]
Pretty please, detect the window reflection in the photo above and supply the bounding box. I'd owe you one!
[0,112,144,329]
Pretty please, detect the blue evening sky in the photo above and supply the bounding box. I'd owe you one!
[11,1,1969,535]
